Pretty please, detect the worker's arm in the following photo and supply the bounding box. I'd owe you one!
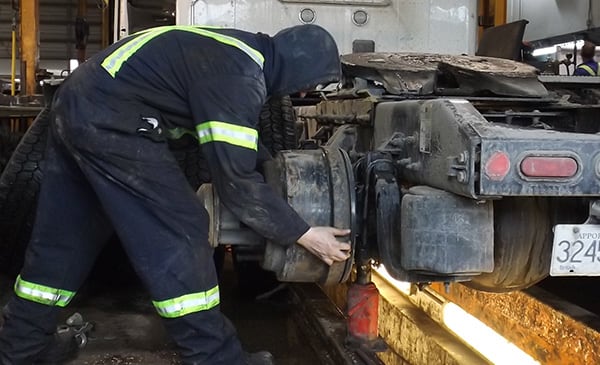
[189,75,350,264]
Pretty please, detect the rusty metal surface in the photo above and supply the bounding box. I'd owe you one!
[342,53,539,76]
[291,283,387,365]
[341,52,547,97]
[321,277,489,365]
[430,282,600,365]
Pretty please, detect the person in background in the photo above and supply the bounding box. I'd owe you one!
[574,41,599,76]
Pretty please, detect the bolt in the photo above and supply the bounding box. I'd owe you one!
[456,170,467,183]
[573,227,580,234]
[457,152,468,164]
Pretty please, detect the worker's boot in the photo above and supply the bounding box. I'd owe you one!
[244,351,275,365]
[33,329,80,365]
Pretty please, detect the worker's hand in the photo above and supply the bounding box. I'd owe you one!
[297,227,352,266]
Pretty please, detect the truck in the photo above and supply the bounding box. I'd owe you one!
[1,0,599,295]
[177,0,600,292]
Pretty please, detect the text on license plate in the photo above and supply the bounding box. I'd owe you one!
[550,224,600,276]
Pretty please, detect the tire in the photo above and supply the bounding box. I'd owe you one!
[258,95,297,156]
[465,197,552,293]
[0,130,24,173]
[0,108,50,276]
[232,96,297,296]
[168,133,211,190]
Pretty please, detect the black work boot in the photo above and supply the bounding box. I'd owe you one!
[244,351,275,365]
[33,313,93,365]
[33,328,80,365]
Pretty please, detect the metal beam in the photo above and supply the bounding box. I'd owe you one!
[494,0,507,26]
[76,0,87,63]
[20,0,39,96]
[478,0,507,41]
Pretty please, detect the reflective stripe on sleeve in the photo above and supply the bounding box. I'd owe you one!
[578,64,599,76]
[152,286,220,318]
[196,121,258,150]
[14,275,75,307]
[101,26,264,78]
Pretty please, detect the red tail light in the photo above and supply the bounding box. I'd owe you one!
[520,156,578,178]
[485,152,511,181]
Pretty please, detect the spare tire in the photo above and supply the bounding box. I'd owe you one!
[0,108,50,276]
[464,197,552,293]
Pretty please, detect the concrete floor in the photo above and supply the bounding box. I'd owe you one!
[0,251,321,365]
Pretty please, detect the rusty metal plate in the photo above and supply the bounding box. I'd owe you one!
[341,52,548,97]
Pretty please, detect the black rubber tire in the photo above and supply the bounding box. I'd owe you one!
[0,108,50,276]
[465,197,553,293]
[258,95,297,156]
[0,130,24,174]
[168,133,211,190]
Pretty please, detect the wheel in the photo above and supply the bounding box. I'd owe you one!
[0,108,50,276]
[465,197,552,293]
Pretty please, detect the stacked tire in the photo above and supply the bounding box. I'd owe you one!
[0,108,50,276]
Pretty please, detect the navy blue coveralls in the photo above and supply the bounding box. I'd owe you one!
[0,25,340,364]
[574,59,600,76]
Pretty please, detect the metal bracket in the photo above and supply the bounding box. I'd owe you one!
[586,200,600,224]
[57,312,94,349]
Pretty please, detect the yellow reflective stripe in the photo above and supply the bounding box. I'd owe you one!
[152,286,220,318]
[101,28,173,77]
[196,121,258,151]
[101,26,264,78]
[14,275,75,307]
[578,64,599,76]
[179,26,264,67]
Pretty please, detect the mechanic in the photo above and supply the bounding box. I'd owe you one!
[574,41,599,76]
[0,24,350,365]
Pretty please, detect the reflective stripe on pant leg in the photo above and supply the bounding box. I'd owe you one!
[13,275,75,307]
[153,285,220,318]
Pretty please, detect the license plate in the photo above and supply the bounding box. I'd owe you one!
[550,224,600,276]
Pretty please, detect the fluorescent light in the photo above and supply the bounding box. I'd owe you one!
[532,46,556,56]
[373,265,540,365]
[532,40,588,56]
[555,40,585,50]
[442,302,540,365]
[69,59,79,72]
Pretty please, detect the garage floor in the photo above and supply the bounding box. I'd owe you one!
[0,251,321,365]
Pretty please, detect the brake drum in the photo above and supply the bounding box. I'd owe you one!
[196,147,355,285]
[262,147,356,285]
